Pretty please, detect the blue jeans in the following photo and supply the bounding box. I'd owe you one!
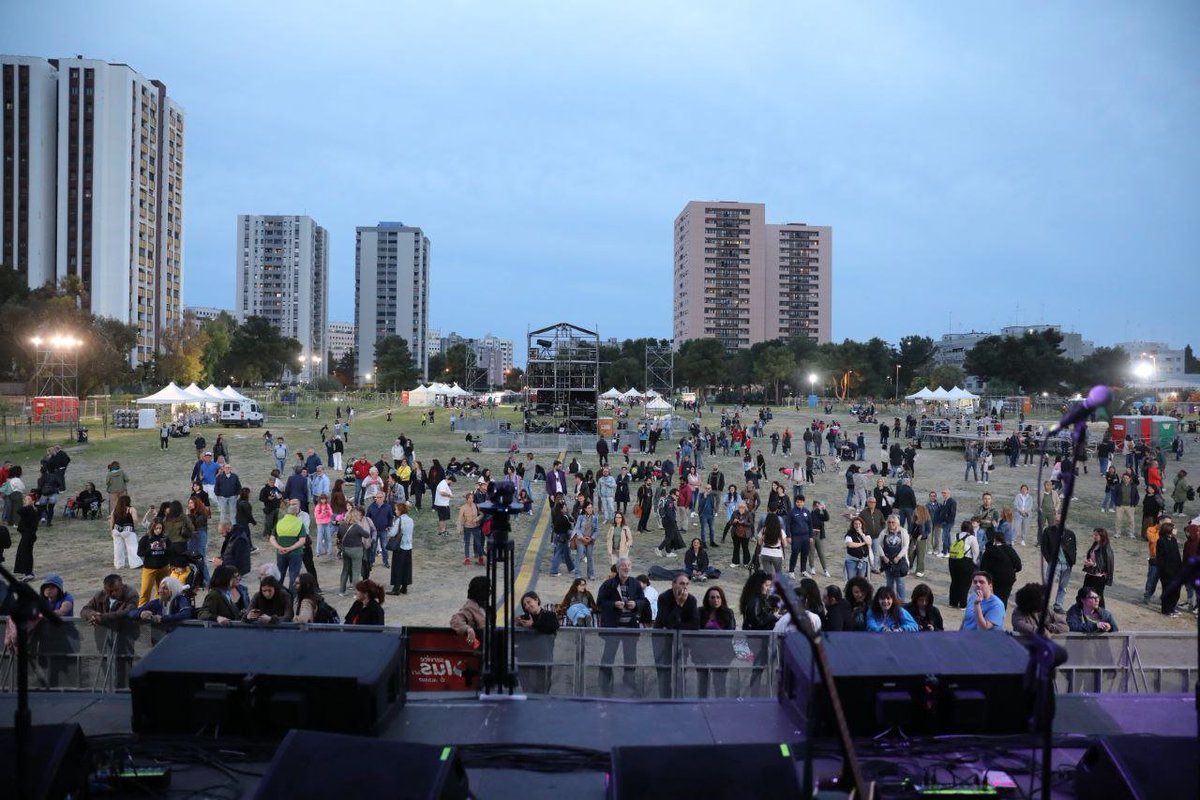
[1099,457,1110,475]
[1143,562,1159,600]
[188,527,210,586]
[885,572,906,600]
[846,487,855,507]
[463,526,483,558]
[940,523,953,554]
[964,463,978,481]
[699,514,715,544]
[550,539,575,575]
[316,523,335,555]
[216,495,237,526]
[277,550,303,593]
[896,507,913,531]
[574,541,595,579]
[857,445,865,461]
[1050,564,1072,610]
[844,557,869,580]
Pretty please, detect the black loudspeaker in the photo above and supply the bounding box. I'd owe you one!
[253,731,469,799]
[0,723,89,800]
[130,627,404,737]
[780,631,1029,737]
[1075,735,1197,800]
[608,743,801,800]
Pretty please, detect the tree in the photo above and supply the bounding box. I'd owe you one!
[927,365,966,390]
[675,338,726,400]
[897,335,936,386]
[1071,346,1128,389]
[1185,345,1198,374]
[375,336,418,391]
[217,316,301,384]
[427,352,446,381]
[156,321,207,385]
[199,312,237,382]
[752,341,795,403]
[503,366,525,391]
[333,349,357,387]
[963,330,1069,393]
[442,343,469,386]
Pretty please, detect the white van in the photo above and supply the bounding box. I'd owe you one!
[220,399,266,428]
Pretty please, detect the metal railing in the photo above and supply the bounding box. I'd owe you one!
[1,619,1193,698]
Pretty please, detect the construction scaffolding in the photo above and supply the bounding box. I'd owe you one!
[645,341,674,397]
[524,322,599,434]
[463,346,491,395]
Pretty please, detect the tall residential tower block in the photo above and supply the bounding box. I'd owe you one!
[673,201,831,351]
[355,221,430,383]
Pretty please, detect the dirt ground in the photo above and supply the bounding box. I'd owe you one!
[5,400,1198,633]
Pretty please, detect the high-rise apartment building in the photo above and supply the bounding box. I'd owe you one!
[1,55,185,364]
[672,201,832,351]
[355,221,429,383]
[326,321,356,364]
[235,214,328,381]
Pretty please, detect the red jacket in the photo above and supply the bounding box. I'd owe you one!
[352,459,372,480]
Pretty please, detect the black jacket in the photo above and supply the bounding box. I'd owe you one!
[1156,534,1182,576]
[741,594,777,631]
[823,599,853,632]
[218,526,252,576]
[979,542,1023,602]
[1041,526,1076,567]
[596,575,646,628]
[655,593,700,630]
[345,599,384,625]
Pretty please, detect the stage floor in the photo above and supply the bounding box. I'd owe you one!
[1,692,1195,798]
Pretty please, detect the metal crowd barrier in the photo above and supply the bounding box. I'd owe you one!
[1,619,1193,698]
[480,432,592,452]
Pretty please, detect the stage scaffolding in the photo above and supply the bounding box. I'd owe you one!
[645,341,674,397]
[524,323,599,434]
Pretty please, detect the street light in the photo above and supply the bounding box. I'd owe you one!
[895,364,902,401]
[28,332,84,425]
[808,372,817,394]
[1136,352,1157,383]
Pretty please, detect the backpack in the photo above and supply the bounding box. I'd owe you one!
[1188,486,1196,502]
[313,597,340,624]
[949,534,968,560]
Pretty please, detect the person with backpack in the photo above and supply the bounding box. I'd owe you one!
[293,572,339,623]
[947,521,980,608]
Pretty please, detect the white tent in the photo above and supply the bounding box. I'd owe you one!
[645,396,671,411]
[600,387,623,399]
[137,382,204,404]
[407,384,434,406]
[621,388,642,400]
[182,383,213,402]
[203,384,228,402]
[929,387,951,400]
[906,387,937,401]
[221,385,251,402]
[445,384,469,397]
[945,386,979,401]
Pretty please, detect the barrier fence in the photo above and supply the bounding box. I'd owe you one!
[0,619,1193,699]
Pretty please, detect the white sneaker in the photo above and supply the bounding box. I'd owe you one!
[823,570,831,577]
[915,572,925,578]
[654,548,663,556]
[730,562,739,568]
[788,571,797,579]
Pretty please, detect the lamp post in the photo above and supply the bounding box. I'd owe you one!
[298,354,322,384]
[895,364,902,401]
[1137,352,1157,384]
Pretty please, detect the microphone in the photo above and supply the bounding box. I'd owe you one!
[1049,385,1113,433]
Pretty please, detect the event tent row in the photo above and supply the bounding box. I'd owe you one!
[136,382,251,405]
[905,386,980,402]
[600,388,663,401]
[407,382,471,407]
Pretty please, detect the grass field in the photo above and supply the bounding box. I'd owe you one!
[3,398,1197,634]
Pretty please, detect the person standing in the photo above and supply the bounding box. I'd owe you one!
[1041,521,1077,613]
[697,483,717,548]
[878,514,911,599]
[273,437,289,471]
[433,474,456,537]
[159,422,170,450]
[596,466,616,524]
[656,489,683,557]
[1156,520,1184,617]
[457,491,484,567]
[1081,527,1115,607]
[635,478,654,533]
[12,494,40,580]
[947,521,980,608]
[786,495,813,577]
[1113,472,1139,539]
[272,500,308,593]
[337,510,372,596]
[1013,484,1034,546]
[979,528,1022,606]
[213,463,242,527]
[653,574,700,697]
[388,503,414,595]
[108,496,143,570]
[136,520,172,605]
[105,462,129,516]
[572,500,598,581]
[936,488,958,558]
[596,558,647,697]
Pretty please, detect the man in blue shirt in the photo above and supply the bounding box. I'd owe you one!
[786,495,813,577]
[961,571,1005,631]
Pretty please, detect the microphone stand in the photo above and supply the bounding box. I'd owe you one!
[1028,413,1089,800]
[479,502,519,695]
[1,563,64,800]
[773,572,873,800]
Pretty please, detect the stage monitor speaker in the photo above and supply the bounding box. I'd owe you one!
[1075,735,1197,800]
[0,723,89,800]
[253,730,469,800]
[130,626,404,737]
[780,631,1029,737]
[608,743,801,800]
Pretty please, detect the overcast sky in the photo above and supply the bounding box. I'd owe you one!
[5,1,1198,360]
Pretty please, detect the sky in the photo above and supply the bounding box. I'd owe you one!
[5,1,1198,364]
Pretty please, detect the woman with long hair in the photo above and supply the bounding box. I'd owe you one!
[293,572,322,623]
[865,586,917,632]
[738,570,778,692]
[186,495,211,588]
[845,576,873,631]
[695,584,736,698]
[243,574,293,623]
[904,583,944,631]
[136,519,172,605]
[844,516,871,579]
[757,513,785,577]
[198,564,248,625]
[108,494,143,570]
[607,511,633,565]
[558,577,596,626]
[345,580,385,625]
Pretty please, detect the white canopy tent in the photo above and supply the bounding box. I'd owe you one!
[182,383,213,403]
[600,387,623,399]
[220,385,251,402]
[645,396,671,411]
[929,387,951,400]
[136,382,204,405]
[906,387,937,401]
[621,388,643,400]
[202,384,229,402]
[445,384,469,397]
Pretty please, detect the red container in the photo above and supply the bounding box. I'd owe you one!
[406,627,481,692]
[32,395,80,423]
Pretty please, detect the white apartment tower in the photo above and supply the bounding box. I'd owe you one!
[235,215,328,380]
[1,55,186,364]
[355,221,429,383]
